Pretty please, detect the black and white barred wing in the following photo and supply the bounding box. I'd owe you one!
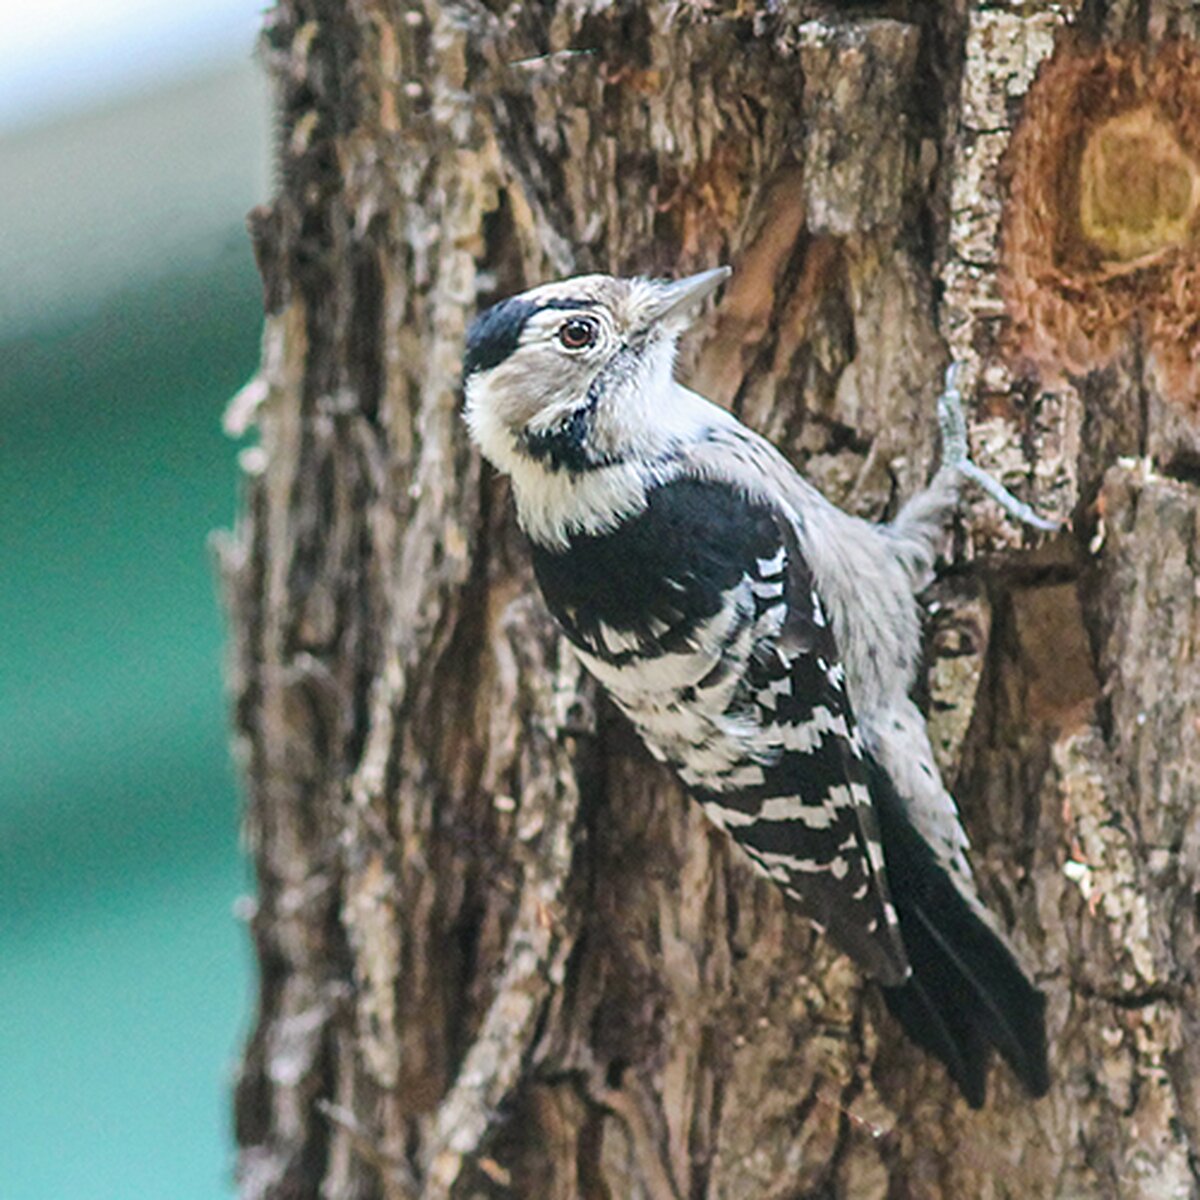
[699,519,911,987]
[528,465,910,986]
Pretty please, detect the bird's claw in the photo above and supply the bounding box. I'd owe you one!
[937,363,1062,534]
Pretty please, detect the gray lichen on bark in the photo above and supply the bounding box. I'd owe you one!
[220,2,1200,1197]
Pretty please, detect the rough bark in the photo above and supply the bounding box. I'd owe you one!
[220,2,1200,1197]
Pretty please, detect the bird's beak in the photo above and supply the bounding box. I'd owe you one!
[650,266,732,328]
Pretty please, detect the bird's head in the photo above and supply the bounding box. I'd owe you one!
[462,268,730,477]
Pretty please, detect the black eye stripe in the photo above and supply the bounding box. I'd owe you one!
[463,296,601,380]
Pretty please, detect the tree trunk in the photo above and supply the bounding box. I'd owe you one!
[220,3,1200,1197]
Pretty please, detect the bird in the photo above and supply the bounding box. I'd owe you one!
[461,266,1050,1107]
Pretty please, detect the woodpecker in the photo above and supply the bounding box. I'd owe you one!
[462,267,1050,1107]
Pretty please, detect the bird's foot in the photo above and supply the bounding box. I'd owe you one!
[937,364,1061,533]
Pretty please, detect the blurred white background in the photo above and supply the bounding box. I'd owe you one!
[0,1,271,332]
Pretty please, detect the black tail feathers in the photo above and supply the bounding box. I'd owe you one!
[867,757,1049,1108]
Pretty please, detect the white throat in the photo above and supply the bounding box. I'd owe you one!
[466,380,733,550]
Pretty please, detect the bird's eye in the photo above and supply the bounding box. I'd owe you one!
[557,317,599,350]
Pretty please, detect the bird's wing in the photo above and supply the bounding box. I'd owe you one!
[678,424,1048,1101]
[677,440,910,984]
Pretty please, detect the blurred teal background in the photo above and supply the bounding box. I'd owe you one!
[1,7,270,1197]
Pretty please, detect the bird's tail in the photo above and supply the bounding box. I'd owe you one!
[866,756,1049,1108]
